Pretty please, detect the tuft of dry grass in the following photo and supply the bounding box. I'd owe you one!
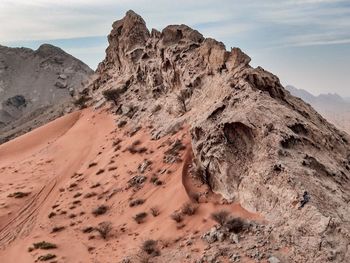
[88,162,98,168]
[96,169,105,175]
[92,205,108,216]
[48,212,56,219]
[129,198,145,207]
[225,217,245,233]
[141,239,160,256]
[84,192,97,198]
[96,221,113,239]
[51,226,65,233]
[32,241,57,250]
[170,212,183,223]
[181,202,198,216]
[150,207,160,217]
[210,210,230,226]
[37,253,56,261]
[82,226,94,233]
[134,212,148,224]
[7,191,30,198]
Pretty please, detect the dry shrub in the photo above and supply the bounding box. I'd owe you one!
[150,207,160,217]
[88,162,98,168]
[102,88,122,105]
[225,217,245,233]
[48,212,56,218]
[211,210,230,226]
[73,95,91,109]
[134,212,148,224]
[170,212,183,223]
[51,226,65,233]
[37,253,56,261]
[92,205,108,216]
[7,191,30,198]
[141,239,160,256]
[129,198,145,207]
[84,192,97,198]
[96,221,113,239]
[96,169,105,175]
[181,202,198,216]
[82,226,94,233]
[33,241,57,250]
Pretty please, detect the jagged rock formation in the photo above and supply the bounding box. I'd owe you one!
[0,44,93,143]
[90,11,350,262]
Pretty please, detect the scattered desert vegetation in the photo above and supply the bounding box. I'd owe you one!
[102,88,122,105]
[48,212,56,219]
[141,239,160,256]
[84,192,97,198]
[73,192,82,198]
[92,205,108,216]
[108,166,117,171]
[134,212,148,224]
[150,207,160,217]
[73,95,91,109]
[129,198,145,207]
[90,182,101,188]
[163,139,186,163]
[170,211,183,223]
[126,140,147,154]
[51,226,65,233]
[128,175,147,188]
[82,226,94,233]
[32,241,57,250]
[181,202,198,216]
[225,217,245,234]
[37,253,56,261]
[88,162,98,168]
[96,221,113,239]
[7,191,30,198]
[150,176,163,186]
[96,169,105,175]
[211,210,230,226]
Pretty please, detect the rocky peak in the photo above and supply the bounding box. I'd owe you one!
[90,11,350,262]
[95,11,263,94]
[35,43,66,57]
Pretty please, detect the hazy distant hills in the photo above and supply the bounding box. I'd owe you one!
[287,85,350,134]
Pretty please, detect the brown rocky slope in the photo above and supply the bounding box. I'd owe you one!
[89,11,350,262]
[0,44,93,144]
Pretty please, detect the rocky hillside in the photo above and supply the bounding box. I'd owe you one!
[287,85,350,134]
[0,11,349,263]
[90,11,350,262]
[0,44,93,143]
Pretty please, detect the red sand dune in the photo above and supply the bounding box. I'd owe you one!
[0,108,261,262]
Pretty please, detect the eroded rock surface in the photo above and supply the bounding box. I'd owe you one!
[89,10,350,262]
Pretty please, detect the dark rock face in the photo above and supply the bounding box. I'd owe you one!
[4,95,26,108]
[91,11,350,262]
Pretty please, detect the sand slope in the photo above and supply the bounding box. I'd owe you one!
[0,108,261,263]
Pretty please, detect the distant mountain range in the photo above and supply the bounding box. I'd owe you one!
[286,85,350,134]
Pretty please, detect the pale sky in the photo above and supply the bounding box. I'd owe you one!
[1,0,349,96]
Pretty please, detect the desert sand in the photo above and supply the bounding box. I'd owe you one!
[0,107,261,262]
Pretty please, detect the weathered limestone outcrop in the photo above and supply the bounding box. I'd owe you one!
[91,11,350,262]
